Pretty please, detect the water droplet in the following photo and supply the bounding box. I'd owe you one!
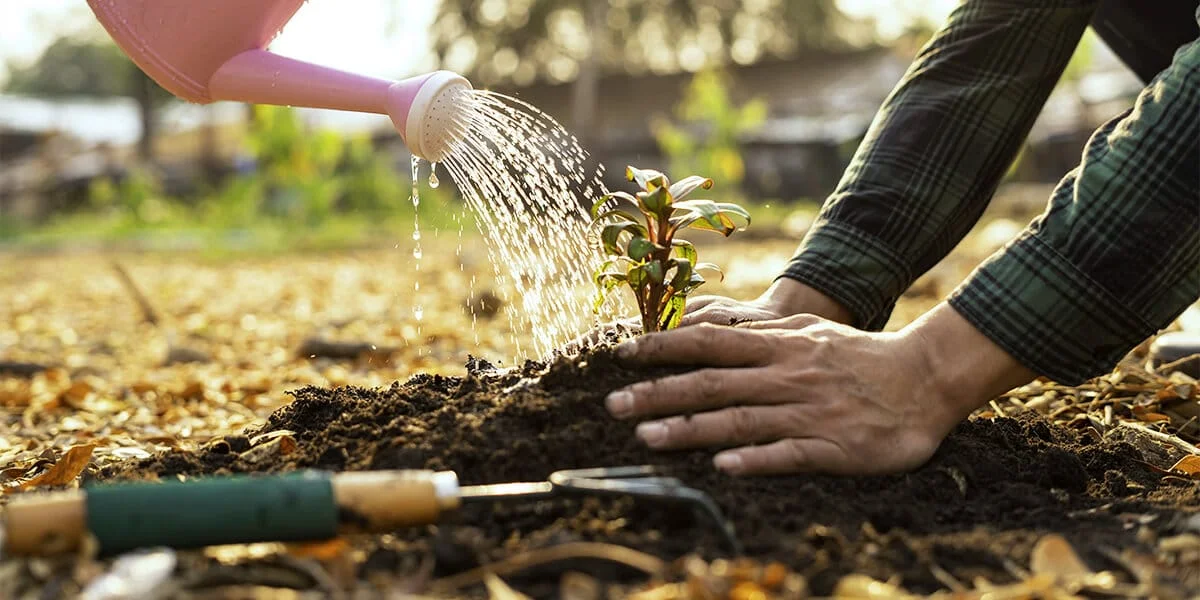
[414,306,424,320]
[429,172,440,188]
[413,247,423,259]
[412,230,421,241]
[428,88,626,358]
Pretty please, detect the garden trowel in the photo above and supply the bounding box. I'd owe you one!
[2,466,740,557]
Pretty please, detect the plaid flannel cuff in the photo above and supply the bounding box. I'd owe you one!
[781,219,912,331]
[948,231,1160,385]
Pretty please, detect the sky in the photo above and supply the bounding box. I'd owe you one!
[0,0,958,84]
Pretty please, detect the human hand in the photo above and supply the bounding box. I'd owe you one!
[567,278,854,351]
[679,278,855,327]
[604,304,1035,476]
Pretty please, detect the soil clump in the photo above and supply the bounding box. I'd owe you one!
[105,348,1200,594]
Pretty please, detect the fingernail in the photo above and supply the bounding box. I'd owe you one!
[714,452,744,474]
[636,422,667,447]
[615,341,636,360]
[605,391,634,418]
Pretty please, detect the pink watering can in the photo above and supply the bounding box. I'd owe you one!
[87,0,471,162]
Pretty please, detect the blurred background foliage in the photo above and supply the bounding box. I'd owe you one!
[653,70,767,200]
[1,0,1123,252]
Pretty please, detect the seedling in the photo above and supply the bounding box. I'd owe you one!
[591,166,750,333]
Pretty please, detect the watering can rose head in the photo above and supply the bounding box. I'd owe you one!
[590,166,750,334]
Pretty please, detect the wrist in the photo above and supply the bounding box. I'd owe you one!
[759,278,855,325]
[902,303,1037,432]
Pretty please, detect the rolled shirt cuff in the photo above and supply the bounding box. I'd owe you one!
[948,230,1160,385]
[781,219,913,331]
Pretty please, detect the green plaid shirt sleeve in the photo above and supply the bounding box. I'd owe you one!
[782,1,1200,384]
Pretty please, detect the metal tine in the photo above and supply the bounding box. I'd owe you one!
[553,465,663,479]
[549,465,743,556]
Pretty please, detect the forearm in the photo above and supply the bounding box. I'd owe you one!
[947,36,1200,384]
[784,0,1097,330]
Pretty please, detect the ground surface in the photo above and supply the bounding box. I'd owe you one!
[3,197,1200,598]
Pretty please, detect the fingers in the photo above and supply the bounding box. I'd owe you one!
[713,438,849,476]
[681,295,722,313]
[606,368,775,419]
[632,405,807,450]
[734,313,824,330]
[616,323,774,367]
[680,304,747,327]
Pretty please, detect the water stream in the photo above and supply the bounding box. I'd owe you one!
[413,88,630,359]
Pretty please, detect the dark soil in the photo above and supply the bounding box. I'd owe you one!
[104,347,1200,595]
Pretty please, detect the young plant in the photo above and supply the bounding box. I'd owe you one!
[591,166,750,334]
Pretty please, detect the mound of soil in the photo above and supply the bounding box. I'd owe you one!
[106,348,1200,594]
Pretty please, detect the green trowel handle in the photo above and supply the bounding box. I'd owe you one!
[87,471,339,555]
[3,469,460,556]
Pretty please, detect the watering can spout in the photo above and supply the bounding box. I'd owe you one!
[209,50,470,161]
[86,0,471,162]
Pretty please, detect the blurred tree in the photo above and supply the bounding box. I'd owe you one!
[431,0,851,143]
[5,37,171,161]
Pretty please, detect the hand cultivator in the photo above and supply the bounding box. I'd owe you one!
[2,465,740,558]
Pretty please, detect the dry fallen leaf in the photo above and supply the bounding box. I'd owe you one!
[1031,534,1092,582]
[59,380,93,406]
[1030,534,1117,593]
[832,574,920,599]
[730,580,768,600]
[1136,411,1171,423]
[240,434,297,464]
[14,443,96,491]
[1168,455,1200,478]
[285,537,350,561]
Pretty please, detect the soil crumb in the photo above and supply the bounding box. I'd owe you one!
[105,347,1200,594]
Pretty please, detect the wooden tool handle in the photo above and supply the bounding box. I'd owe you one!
[4,489,88,555]
[331,470,460,532]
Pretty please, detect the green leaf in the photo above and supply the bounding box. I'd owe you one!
[628,236,657,261]
[670,200,751,236]
[594,270,627,284]
[626,165,668,191]
[695,262,724,282]
[713,201,752,225]
[668,258,693,291]
[592,258,627,284]
[627,263,650,289]
[589,209,644,229]
[667,176,713,201]
[638,186,670,215]
[591,191,639,220]
[592,257,629,311]
[671,239,697,265]
[600,221,648,255]
[643,260,665,283]
[658,295,686,330]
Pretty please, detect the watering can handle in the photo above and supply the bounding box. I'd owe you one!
[2,470,460,557]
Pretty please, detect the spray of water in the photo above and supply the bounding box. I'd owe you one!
[430,88,630,358]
